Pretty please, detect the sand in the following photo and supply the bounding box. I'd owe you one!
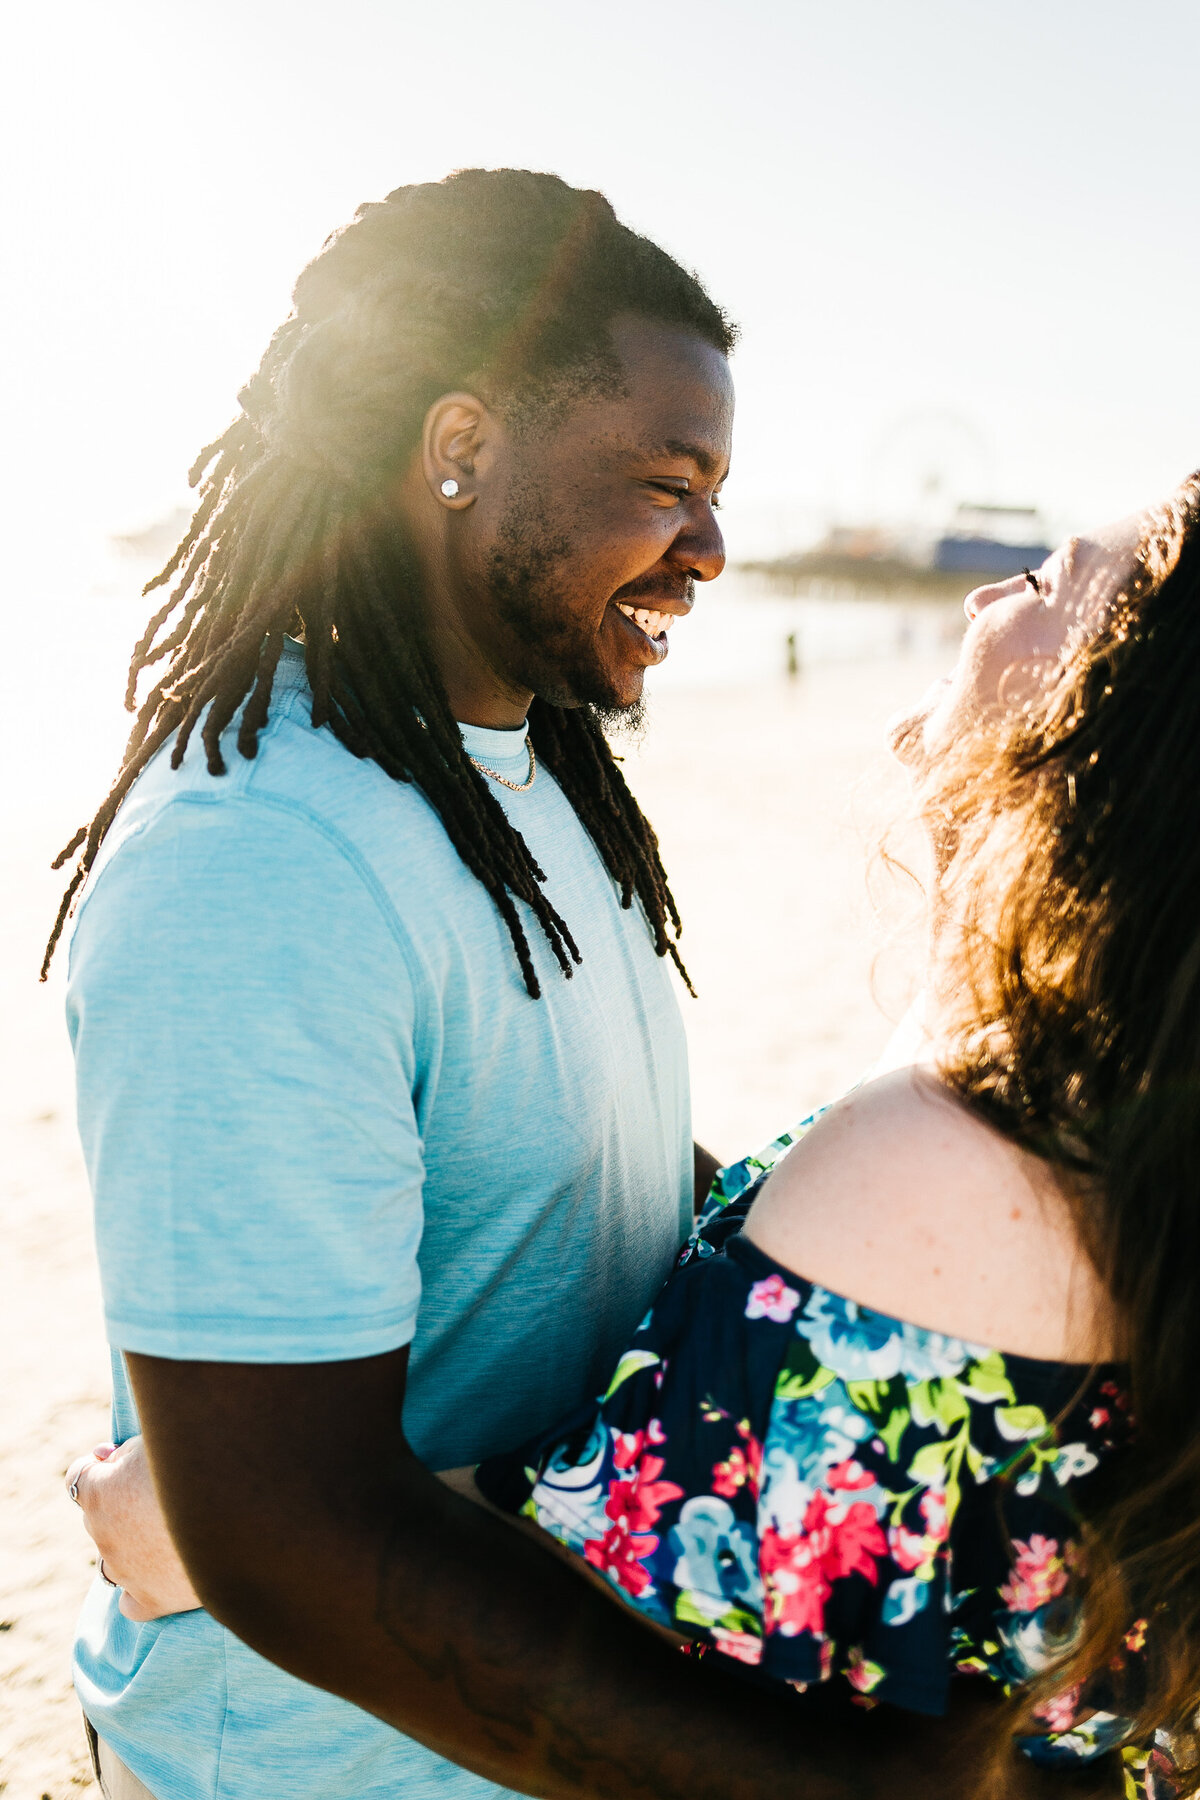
[0,647,948,1800]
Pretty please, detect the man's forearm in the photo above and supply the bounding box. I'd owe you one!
[198,1496,1117,1800]
[174,1450,856,1797]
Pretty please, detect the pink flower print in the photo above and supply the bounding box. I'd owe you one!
[745,1273,801,1323]
[1000,1534,1070,1614]
[824,1499,888,1583]
[845,1645,886,1695]
[613,1430,646,1471]
[712,1445,754,1499]
[1032,1683,1082,1735]
[795,1488,886,1587]
[828,1459,873,1493]
[1089,1406,1110,1430]
[584,1521,658,1597]
[605,1454,683,1537]
[886,1487,948,1575]
[919,1488,950,1543]
[1099,1379,1134,1425]
[888,1524,929,1573]
[1147,1746,1177,1795]
[710,1626,764,1665]
[761,1490,886,1638]
[712,1421,763,1500]
[1124,1618,1148,1654]
[760,1525,833,1637]
[584,1428,683,1599]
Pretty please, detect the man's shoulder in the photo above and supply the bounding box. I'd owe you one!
[88,680,450,906]
[120,682,396,827]
[70,692,442,987]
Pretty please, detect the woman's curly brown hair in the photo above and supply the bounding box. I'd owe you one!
[927,473,1200,1786]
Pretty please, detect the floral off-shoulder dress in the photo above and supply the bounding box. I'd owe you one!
[476,1108,1175,1800]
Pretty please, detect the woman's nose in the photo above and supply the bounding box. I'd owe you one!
[963,575,1023,621]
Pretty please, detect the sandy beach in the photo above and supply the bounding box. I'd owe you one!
[0,627,951,1799]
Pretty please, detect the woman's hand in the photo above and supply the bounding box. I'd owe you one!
[65,1436,203,1622]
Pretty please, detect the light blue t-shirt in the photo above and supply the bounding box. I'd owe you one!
[67,642,692,1800]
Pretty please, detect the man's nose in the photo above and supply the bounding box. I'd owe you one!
[963,574,1024,621]
[673,505,726,585]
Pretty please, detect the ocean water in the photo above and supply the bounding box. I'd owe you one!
[1,542,966,835]
[654,569,964,690]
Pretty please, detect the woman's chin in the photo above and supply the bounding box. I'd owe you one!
[888,676,955,768]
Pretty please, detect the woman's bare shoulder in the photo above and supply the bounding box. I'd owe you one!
[742,1068,1115,1361]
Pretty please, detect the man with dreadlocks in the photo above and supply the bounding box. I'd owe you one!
[59,172,1065,1800]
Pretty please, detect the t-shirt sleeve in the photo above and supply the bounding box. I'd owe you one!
[66,793,425,1362]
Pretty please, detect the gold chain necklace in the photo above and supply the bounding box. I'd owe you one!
[469,739,537,792]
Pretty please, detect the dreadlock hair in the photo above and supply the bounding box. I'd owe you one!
[43,168,736,997]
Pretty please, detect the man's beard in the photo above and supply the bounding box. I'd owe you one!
[486,511,646,733]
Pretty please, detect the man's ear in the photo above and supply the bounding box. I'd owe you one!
[420,392,499,510]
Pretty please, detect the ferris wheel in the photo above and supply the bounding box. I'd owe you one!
[866,409,994,531]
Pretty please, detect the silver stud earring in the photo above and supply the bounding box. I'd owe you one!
[440,478,460,499]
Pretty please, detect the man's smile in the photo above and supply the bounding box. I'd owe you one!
[611,601,676,662]
[616,603,676,641]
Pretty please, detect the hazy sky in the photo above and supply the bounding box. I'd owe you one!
[6,0,1200,564]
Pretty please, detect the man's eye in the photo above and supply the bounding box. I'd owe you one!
[649,482,688,501]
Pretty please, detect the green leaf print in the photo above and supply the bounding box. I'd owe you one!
[878,1405,911,1463]
[846,1374,908,1421]
[603,1349,661,1400]
[845,1647,887,1694]
[996,1403,1049,1441]
[674,1592,761,1637]
[846,1378,883,1415]
[961,1351,1017,1404]
[775,1337,836,1403]
[908,1412,975,1523]
[777,1365,836,1403]
[674,1592,714,1628]
[909,1440,954,1485]
[910,1377,970,1434]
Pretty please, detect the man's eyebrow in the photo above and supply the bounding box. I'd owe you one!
[658,438,728,481]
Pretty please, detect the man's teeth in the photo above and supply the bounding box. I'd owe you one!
[616,603,674,639]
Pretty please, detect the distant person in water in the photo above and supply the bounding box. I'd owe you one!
[56,169,1033,1800]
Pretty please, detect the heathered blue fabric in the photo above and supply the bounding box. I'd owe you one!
[67,641,691,1799]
